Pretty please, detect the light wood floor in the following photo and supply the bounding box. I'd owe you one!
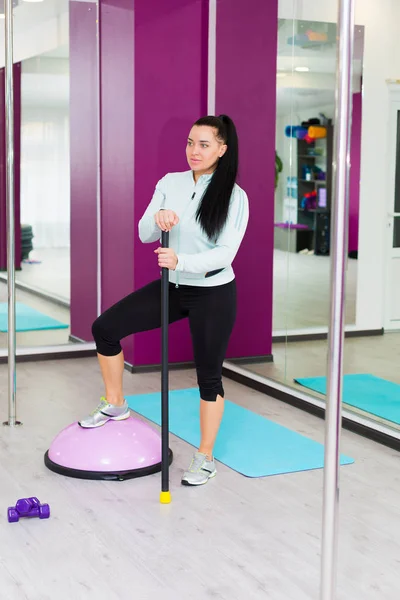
[0,280,71,348]
[273,250,357,331]
[0,357,399,599]
[245,331,400,387]
[0,248,71,304]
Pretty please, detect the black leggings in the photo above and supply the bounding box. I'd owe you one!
[92,279,237,402]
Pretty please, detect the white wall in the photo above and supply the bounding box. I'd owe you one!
[0,8,69,68]
[20,58,70,249]
[278,0,400,331]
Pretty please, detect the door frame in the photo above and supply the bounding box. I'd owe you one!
[384,86,400,330]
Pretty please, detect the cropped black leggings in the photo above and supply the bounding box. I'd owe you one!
[92,279,237,402]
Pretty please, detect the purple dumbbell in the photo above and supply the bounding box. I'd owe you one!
[8,497,50,523]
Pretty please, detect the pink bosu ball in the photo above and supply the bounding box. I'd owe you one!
[44,417,172,481]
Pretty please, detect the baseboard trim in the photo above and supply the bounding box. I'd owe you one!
[69,335,88,344]
[124,360,195,373]
[227,354,273,365]
[272,328,384,344]
[123,353,274,373]
[0,348,97,363]
[222,365,400,452]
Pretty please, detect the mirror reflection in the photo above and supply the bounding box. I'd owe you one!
[227,8,400,437]
[242,16,363,388]
[0,0,98,349]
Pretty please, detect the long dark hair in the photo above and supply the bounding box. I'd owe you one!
[193,114,239,240]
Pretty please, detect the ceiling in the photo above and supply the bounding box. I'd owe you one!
[2,11,365,116]
[0,0,69,26]
[0,0,70,108]
[44,45,69,59]
[276,18,364,117]
[277,18,364,71]
[276,87,335,118]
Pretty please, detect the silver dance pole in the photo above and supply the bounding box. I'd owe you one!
[320,1,354,598]
[3,0,20,428]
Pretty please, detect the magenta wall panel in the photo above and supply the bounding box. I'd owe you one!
[69,2,99,340]
[215,0,278,359]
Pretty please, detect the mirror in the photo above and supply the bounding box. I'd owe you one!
[0,0,99,351]
[224,4,365,406]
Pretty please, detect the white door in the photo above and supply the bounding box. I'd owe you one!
[385,95,400,330]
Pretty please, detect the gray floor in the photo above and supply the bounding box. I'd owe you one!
[0,357,399,599]
[16,248,70,304]
[272,250,357,331]
[0,280,71,348]
[240,332,400,430]
[247,331,400,386]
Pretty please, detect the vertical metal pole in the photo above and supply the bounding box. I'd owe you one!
[3,0,20,428]
[160,230,171,504]
[320,1,354,598]
[207,0,217,115]
[95,1,102,318]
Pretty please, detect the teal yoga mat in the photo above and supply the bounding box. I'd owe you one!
[295,373,400,425]
[126,388,353,477]
[0,303,68,332]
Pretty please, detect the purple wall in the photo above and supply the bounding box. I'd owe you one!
[69,2,99,340]
[216,0,277,358]
[71,0,275,364]
[0,64,21,271]
[100,0,135,361]
[133,0,208,366]
[349,92,362,253]
[96,0,275,366]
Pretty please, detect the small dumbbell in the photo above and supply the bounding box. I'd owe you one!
[8,497,50,523]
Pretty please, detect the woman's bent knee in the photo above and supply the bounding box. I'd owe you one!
[91,316,122,357]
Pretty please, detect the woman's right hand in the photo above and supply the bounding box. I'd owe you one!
[154,210,179,232]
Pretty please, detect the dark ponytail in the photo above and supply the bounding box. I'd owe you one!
[193,114,239,240]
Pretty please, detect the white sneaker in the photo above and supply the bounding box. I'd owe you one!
[78,397,130,428]
[181,452,217,486]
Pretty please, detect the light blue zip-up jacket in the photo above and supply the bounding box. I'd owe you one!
[138,170,249,287]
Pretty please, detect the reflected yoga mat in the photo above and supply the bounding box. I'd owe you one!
[295,374,400,425]
[126,388,353,478]
[0,303,69,332]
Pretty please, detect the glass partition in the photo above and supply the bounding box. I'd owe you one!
[0,0,99,352]
[221,2,400,439]
[222,2,400,442]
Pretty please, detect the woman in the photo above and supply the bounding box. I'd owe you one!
[79,114,249,486]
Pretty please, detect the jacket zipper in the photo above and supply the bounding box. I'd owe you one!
[175,191,196,288]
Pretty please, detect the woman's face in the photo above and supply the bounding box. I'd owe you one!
[186,125,227,175]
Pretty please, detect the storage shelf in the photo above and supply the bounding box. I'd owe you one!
[298,154,326,159]
[294,121,333,254]
[298,208,329,213]
[298,179,327,185]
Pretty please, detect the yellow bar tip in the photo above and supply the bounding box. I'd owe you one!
[160,491,171,504]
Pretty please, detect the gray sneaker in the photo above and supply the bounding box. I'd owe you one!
[181,452,217,486]
[78,397,130,428]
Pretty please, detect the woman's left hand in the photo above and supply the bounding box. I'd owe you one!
[154,247,178,270]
